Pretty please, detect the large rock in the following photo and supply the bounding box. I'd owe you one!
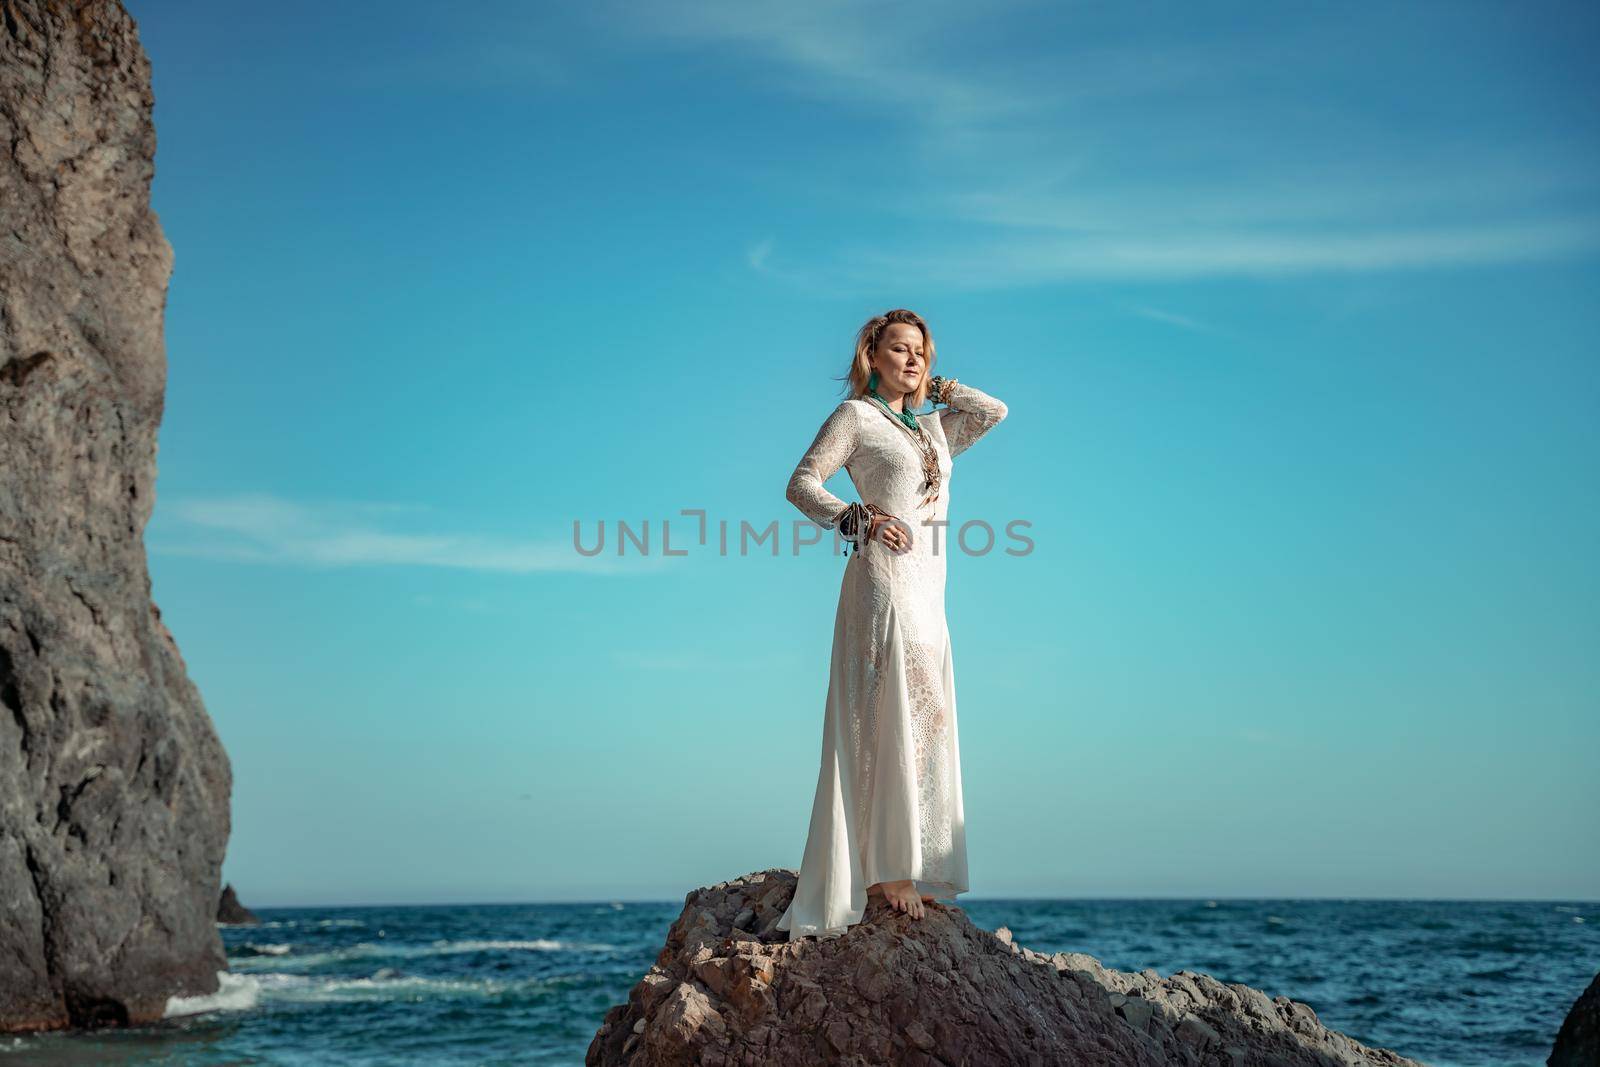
[1549,970,1600,1067]
[0,0,232,1033]
[588,870,1423,1067]
[216,883,258,926]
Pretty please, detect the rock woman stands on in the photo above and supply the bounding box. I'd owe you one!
[776,308,1008,939]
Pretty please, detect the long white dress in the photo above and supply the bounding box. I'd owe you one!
[775,381,1008,939]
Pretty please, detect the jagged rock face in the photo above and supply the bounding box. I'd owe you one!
[1549,970,1600,1067]
[588,870,1424,1067]
[0,0,231,1033]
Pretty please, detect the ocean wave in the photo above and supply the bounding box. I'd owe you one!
[163,971,261,1018]
[249,970,576,1002]
[236,942,293,956]
[149,959,603,1018]
[430,938,611,953]
[228,937,615,971]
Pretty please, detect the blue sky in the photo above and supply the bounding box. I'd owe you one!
[127,0,1598,905]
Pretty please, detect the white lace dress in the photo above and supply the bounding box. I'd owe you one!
[775,381,1008,939]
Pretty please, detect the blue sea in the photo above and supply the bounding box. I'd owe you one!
[3,897,1594,1066]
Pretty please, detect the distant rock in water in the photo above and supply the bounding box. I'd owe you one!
[0,0,232,1034]
[587,870,1423,1067]
[217,884,259,926]
[1549,970,1600,1067]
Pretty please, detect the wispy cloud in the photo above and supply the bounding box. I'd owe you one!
[602,0,1037,130]
[939,162,1600,233]
[743,235,847,295]
[607,0,1600,284]
[149,493,664,575]
[827,217,1600,288]
[745,237,774,272]
[1122,303,1212,334]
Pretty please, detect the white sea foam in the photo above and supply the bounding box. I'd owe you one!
[430,938,600,953]
[239,942,292,956]
[249,971,555,1002]
[163,971,261,1018]
[229,937,613,972]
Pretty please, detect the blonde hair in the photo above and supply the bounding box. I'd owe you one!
[841,308,937,406]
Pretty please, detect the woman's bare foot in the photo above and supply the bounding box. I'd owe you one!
[868,879,926,919]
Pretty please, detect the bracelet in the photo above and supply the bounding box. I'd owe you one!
[836,501,888,558]
[929,375,959,405]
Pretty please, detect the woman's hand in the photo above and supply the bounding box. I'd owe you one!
[870,512,912,554]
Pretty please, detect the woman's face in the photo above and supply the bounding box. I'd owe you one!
[870,323,927,398]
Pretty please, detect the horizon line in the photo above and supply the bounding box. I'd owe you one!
[224,894,1600,911]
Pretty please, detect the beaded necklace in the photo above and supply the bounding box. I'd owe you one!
[867,387,921,432]
[865,390,942,506]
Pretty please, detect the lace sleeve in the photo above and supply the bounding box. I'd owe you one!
[938,380,1008,458]
[786,401,860,527]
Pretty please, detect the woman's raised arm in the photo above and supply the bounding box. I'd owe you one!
[786,401,861,527]
[938,380,1008,458]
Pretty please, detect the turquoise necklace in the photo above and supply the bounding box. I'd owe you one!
[866,371,922,432]
[864,370,943,505]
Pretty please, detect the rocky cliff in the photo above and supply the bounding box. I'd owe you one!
[1549,969,1600,1067]
[588,870,1424,1067]
[0,0,232,1032]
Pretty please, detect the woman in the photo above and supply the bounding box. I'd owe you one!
[776,308,1008,939]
